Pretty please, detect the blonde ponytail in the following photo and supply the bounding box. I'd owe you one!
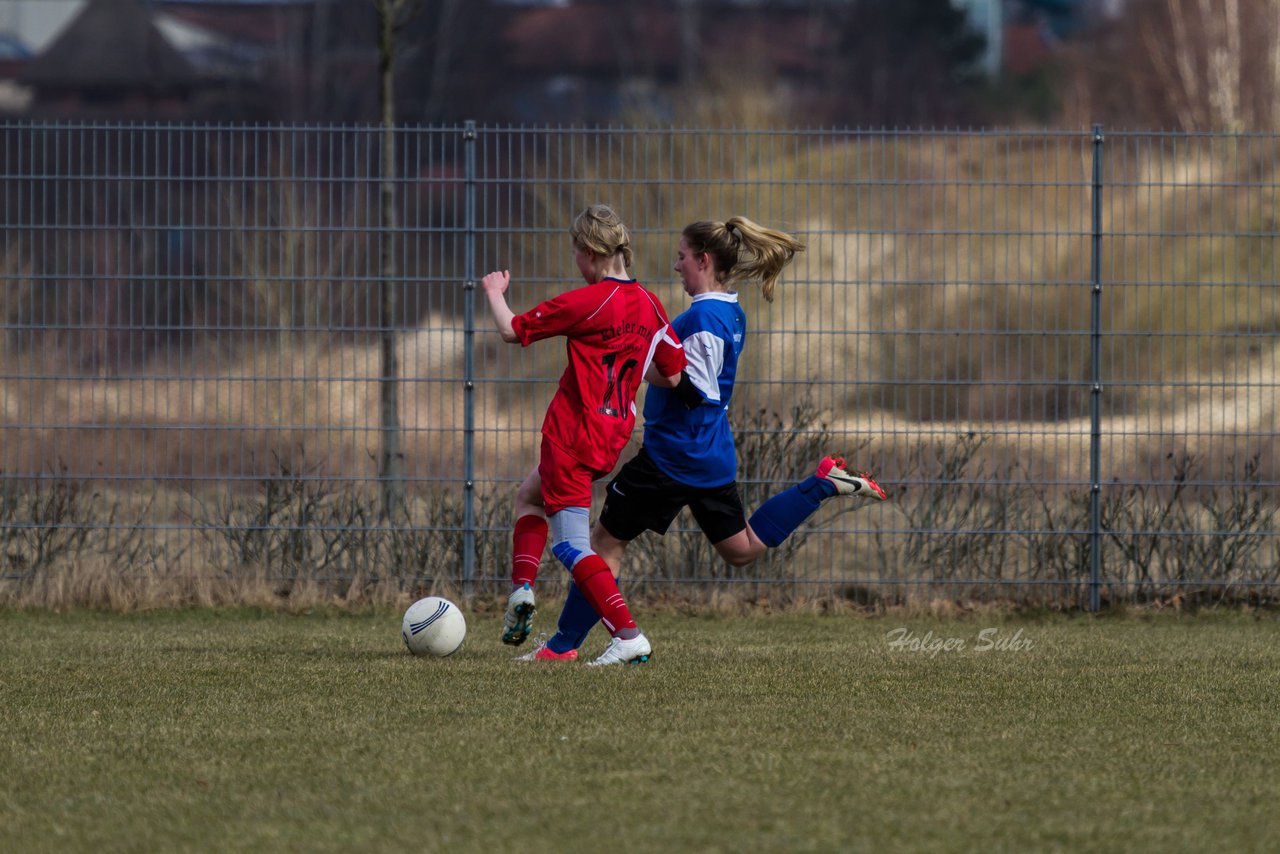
[682,216,805,302]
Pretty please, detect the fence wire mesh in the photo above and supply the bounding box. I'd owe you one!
[0,123,1276,607]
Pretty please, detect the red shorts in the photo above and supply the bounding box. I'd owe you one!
[538,435,611,515]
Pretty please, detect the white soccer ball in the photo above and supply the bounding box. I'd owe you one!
[401,596,466,657]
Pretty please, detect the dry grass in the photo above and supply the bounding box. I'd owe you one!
[5,611,1280,852]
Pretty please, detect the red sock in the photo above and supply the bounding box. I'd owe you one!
[571,554,637,636]
[511,515,548,588]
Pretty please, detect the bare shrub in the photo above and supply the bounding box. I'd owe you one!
[873,433,1022,581]
[188,452,514,598]
[1020,485,1092,592]
[1103,451,1279,605]
[0,465,96,575]
[0,469,169,608]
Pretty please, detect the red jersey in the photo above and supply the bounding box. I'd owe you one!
[512,277,685,472]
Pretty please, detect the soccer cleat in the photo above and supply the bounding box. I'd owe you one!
[502,583,537,646]
[514,634,580,662]
[585,632,652,666]
[816,456,889,500]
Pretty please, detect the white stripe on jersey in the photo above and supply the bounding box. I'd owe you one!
[580,285,621,324]
[682,330,724,403]
[638,324,679,414]
[636,288,682,383]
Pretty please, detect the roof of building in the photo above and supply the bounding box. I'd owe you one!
[19,0,201,91]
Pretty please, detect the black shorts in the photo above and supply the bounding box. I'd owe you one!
[598,447,747,544]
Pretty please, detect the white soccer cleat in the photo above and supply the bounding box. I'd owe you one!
[586,631,652,666]
[816,456,888,500]
[502,583,537,646]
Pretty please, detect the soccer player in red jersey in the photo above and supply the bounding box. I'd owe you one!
[481,204,685,666]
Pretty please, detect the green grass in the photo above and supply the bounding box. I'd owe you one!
[2,609,1278,853]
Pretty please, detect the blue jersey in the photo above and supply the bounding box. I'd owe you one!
[642,292,745,487]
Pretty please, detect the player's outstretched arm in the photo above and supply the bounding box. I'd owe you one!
[481,270,519,343]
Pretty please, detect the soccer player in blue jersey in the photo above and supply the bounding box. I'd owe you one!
[517,216,888,663]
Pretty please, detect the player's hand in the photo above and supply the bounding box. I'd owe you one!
[481,270,510,295]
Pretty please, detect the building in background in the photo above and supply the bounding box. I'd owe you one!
[0,0,312,119]
[15,0,203,118]
[0,0,1112,124]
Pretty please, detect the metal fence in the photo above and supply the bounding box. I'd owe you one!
[1,122,1277,607]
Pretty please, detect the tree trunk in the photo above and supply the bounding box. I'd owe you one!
[377,0,403,519]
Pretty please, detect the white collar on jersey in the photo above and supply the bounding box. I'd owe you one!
[690,291,739,303]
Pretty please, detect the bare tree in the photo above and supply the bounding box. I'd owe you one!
[305,0,481,124]
[370,0,423,519]
[1146,0,1242,129]
[1068,0,1280,130]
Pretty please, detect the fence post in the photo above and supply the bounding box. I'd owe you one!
[1089,124,1104,612]
[462,121,478,595]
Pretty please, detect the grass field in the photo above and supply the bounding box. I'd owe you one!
[2,608,1278,853]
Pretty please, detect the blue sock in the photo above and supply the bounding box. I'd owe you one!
[546,579,602,653]
[747,475,836,548]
